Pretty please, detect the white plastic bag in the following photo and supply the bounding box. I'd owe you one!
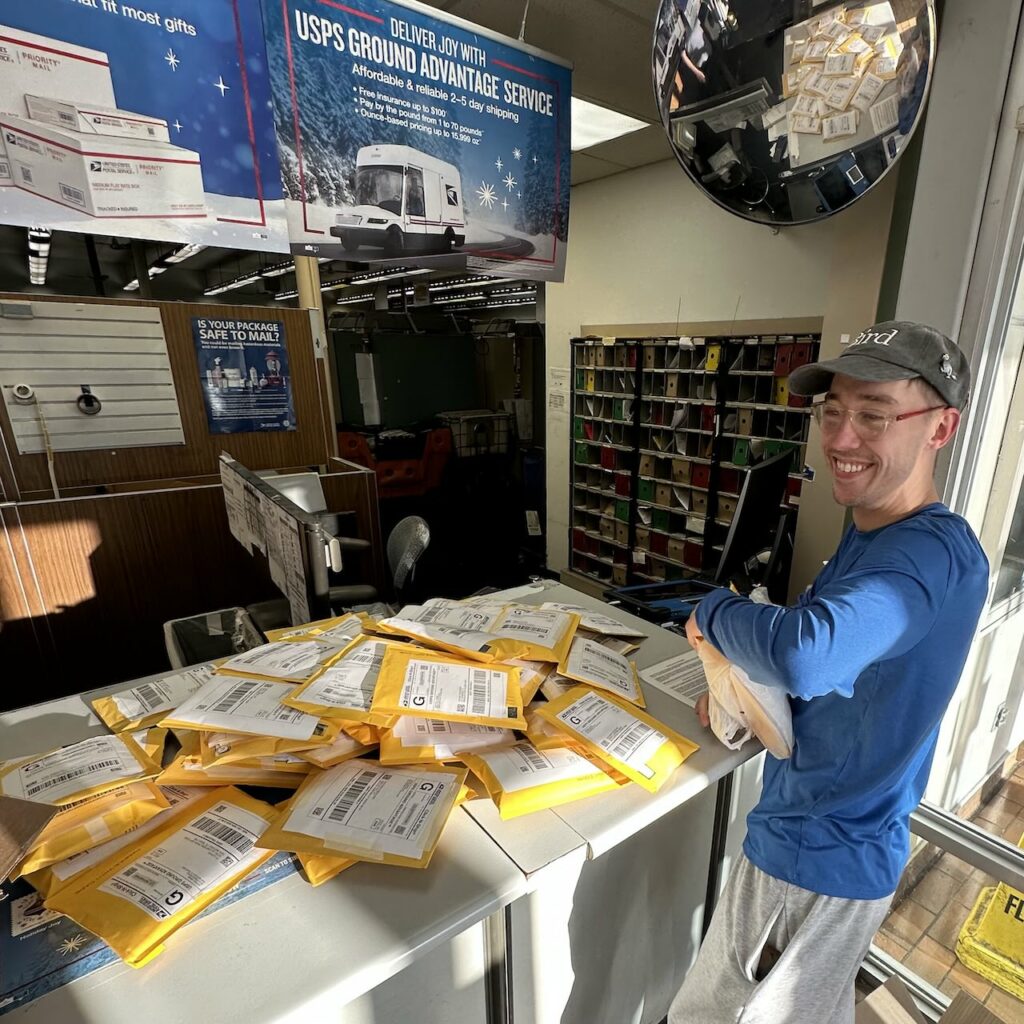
[696,641,793,759]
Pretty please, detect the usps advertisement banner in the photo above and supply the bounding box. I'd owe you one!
[193,317,297,433]
[259,0,572,281]
[0,2,289,251]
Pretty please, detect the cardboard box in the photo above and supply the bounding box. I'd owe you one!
[672,458,690,484]
[656,483,673,507]
[774,343,794,376]
[855,978,926,1024]
[692,464,711,489]
[0,26,115,117]
[855,976,1003,1024]
[25,95,170,142]
[667,537,686,563]
[684,541,703,568]
[2,115,205,220]
[0,794,60,882]
[665,372,679,398]
[0,25,117,187]
[639,454,655,477]
[693,491,708,514]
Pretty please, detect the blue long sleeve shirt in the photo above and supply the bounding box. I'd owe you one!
[696,503,988,899]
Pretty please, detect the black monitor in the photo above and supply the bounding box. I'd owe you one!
[713,449,794,585]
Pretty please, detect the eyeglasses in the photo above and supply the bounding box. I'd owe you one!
[811,401,947,440]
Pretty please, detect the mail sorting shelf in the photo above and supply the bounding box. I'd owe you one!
[570,333,821,589]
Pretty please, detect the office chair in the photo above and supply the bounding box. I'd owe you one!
[387,516,430,602]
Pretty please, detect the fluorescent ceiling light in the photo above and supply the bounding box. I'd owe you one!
[571,97,648,152]
[27,227,50,286]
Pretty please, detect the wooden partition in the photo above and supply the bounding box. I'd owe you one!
[0,294,388,705]
[0,294,334,500]
[0,485,278,703]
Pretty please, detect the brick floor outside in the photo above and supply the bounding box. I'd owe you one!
[875,763,1024,1023]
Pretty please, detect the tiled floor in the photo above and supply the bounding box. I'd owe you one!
[876,763,1024,1023]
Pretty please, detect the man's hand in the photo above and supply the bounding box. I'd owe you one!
[695,692,710,729]
[685,614,704,649]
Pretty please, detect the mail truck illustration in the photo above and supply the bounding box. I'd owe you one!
[331,144,466,255]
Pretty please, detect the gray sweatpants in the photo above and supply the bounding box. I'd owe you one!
[668,852,892,1024]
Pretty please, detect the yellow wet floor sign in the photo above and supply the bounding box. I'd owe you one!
[956,827,1024,1001]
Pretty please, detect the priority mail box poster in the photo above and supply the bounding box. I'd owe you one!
[260,0,572,281]
[0,3,289,251]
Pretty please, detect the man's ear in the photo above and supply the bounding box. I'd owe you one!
[929,408,961,451]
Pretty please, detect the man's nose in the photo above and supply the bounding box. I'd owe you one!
[828,414,862,449]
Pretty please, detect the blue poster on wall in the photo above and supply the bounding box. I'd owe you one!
[259,0,572,280]
[0,2,289,251]
[192,317,296,433]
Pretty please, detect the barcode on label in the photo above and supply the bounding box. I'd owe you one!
[470,670,491,716]
[328,769,377,823]
[60,182,85,205]
[121,865,158,886]
[25,759,122,796]
[611,722,654,761]
[212,681,260,713]
[518,744,550,772]
[191,814,254,854]
[133,682,162,713]
[430,720,449,733]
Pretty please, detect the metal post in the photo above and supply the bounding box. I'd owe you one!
[84,235,105,296]
[483,905,514,1024]
[130,240,152,298]
[701,773,734,940]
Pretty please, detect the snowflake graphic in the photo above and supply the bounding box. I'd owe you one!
[165,49,180,71]
[502,172,518,192]
[501,197,509,212]
[513,148,522,160]
[494,157,504,172]
[58,935,87,955]
[476,182,498,209]
[517,191,522,199]
[532,154,539,165]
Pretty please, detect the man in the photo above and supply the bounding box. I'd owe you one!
[668,322,989,1024]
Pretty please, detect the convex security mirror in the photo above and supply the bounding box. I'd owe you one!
[652,0,935,225]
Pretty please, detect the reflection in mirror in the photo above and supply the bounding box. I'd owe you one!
[652,0,935,225]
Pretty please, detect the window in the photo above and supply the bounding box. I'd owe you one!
[405,168,425,218]
[866,801,1024,1020]
[446,184,459,206]
[355,165,404,215]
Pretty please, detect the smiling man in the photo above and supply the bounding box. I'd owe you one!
[668,322,989,1024]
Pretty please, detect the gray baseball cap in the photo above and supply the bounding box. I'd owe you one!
[789,321,970,410]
